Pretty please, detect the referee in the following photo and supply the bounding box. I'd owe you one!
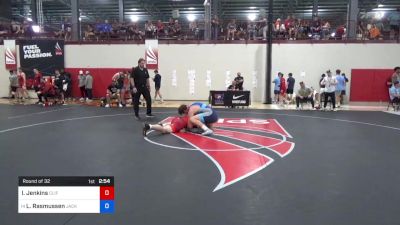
[130,58,154,119]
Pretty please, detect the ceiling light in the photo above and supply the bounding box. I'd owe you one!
[248,14,257,21]
[130,15,139,22]
[374,11,385,19]
[32,25,40,33]
[187,14,196,22]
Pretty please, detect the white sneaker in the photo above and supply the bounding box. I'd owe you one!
[201,129,214,136]
[105,104,110,108]
[119,103,123,108]
[333,108,337,112]
[296,107,301,110]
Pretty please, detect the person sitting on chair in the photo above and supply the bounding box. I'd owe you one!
[296,81,314,110]
[227,81,237,91]
[105,80,122,108]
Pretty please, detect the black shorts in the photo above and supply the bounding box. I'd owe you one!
[155,86,160,91]
[286,89,294,94]
[11,87,18,92]
[390,25,399,31]
[341,90,346,95]
[274,90,280,94]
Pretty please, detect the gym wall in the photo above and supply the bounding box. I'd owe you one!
[1,43,399,102]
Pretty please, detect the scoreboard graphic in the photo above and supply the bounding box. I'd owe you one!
[18,176,114,213]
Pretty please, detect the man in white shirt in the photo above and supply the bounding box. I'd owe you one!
[320,70,337,111]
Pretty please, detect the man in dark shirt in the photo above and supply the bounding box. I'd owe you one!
[54,69,66,105]
[130,58,154,119]
[234,72,244,90]
[153,70,163,103]
[105,81,121,108]
[286,73,295,102]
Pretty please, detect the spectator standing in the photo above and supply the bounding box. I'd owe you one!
[9,70,19,100]
[316,73,326,107]
[85,71,93,102]
[389,81,400,109]
[61,69,72,101]
[17,68,28,100]
[33,68,43,104]
[54,69,66,105]
[279,73,287,104]
[296,81,314,109]
[320,70,337,111]
[78,70,86,101]
[120,71,130,106]
[153,70,163,103]
[335,71,348,107]
[234,72,244,90]
[272,73,281,103]
[211,15,220,40]
[261,18,268,40]
[227,20,237,40]
[130,58,154,120]
[286,73,295,102]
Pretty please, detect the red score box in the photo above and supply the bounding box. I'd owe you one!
[100,186,114,200]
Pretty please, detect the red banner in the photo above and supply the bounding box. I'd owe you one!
[4,40,17,70]
[145,39,158,70]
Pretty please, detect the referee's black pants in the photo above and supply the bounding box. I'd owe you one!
[133,86,152,116]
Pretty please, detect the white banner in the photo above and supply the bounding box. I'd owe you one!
[225,71,231,87]
[252,71,258,88]
[206,70,212,88]
[4,40,17,70]
[188,70,196,95]
[145,39,158,70]
[171,70,177,87]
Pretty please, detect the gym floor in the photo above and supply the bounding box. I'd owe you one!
[1,104,399,225]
